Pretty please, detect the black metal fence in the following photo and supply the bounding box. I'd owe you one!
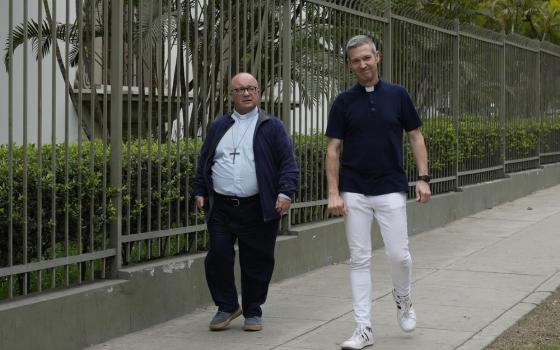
[1,0,559,301]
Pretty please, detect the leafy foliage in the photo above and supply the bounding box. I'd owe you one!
[1,113,560,299]
[403,114,559,174]
[0,141,117,268]
[394,0,560,44]
[3,4,104,73]
[3,117,559,266]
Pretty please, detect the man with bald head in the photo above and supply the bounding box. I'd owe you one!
[192,73,298,332]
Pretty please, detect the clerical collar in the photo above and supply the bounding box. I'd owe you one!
[361,79,382,92]
[233,107,258,120]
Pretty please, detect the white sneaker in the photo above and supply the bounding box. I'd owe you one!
[341,325,374,350]
[393,289,416,332]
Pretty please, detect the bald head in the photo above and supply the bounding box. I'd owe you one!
[231,72,258,87]
[230,72,260,114]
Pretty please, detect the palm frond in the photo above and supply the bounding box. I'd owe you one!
[3,18,85,71]
[134,0,179,62]
[4,19,45,71]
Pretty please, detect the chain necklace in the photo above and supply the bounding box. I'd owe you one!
[229,118,253,164]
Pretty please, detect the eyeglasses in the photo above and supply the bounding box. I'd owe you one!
[232,86,258,95]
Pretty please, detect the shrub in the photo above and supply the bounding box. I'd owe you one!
[1,116,559,269]
[0,141,117,269]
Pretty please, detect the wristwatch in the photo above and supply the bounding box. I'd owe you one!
[417,175,431,183]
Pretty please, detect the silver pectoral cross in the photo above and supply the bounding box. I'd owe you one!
[230,148,240,164]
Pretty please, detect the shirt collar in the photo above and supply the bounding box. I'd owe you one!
[233,107,259,120]
[360,79,382,93]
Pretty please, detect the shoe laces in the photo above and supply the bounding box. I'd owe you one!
[393,292,413,317]
[352,326,372,342]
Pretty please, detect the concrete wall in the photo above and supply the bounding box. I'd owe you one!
[1,163,559,350]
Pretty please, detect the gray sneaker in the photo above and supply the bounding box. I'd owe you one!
[209,307,242,331]
[243,316,262,331]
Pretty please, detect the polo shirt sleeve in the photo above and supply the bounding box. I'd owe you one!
[325,96,345,139]
[400,88,422,132]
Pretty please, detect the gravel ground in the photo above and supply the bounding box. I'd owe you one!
[485,287,560,350]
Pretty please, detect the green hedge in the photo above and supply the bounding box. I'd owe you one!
[541,117,560,153]
[0,140,202,269]
[1,115,560,269]
[0,142,115,268]
[405,115,558,174]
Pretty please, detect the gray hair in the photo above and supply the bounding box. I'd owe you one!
[345,35,377,61]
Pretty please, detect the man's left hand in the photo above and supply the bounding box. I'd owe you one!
[276,196,291,215]
[415,181,431,203]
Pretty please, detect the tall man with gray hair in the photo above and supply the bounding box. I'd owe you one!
[326,35,431,349]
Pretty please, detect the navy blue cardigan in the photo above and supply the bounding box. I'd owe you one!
[192,109,298,222]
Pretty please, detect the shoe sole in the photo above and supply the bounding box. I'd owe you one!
[242,323,262,332]
[400,326,415,333]
[209,307,242,331]
[341,344,373,350]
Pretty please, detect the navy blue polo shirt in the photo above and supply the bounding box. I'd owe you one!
[325,80,422,196]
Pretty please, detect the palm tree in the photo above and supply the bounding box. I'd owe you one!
[525,1,560,41]
[3,0,110,139]
[5,0,344,139]
[134,0,342,139]
[393,0,483,22]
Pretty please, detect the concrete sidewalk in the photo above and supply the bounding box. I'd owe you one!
[88,184,560,350]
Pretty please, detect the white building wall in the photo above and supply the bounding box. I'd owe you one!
[0,0,79,145]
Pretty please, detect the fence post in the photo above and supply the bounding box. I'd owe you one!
[501,34,507,174]
[382,0,392,82]
[109,0,123,277]
[8,0,14,298]
[453,19,460,190]
[536,44,542,166]
[281,0,292,234]
[281,0,291,133]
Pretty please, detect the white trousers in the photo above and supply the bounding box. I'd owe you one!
[342,192,412,328]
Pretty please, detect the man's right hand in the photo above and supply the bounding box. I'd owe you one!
[327,193,346,216]
[195,196,204,210]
